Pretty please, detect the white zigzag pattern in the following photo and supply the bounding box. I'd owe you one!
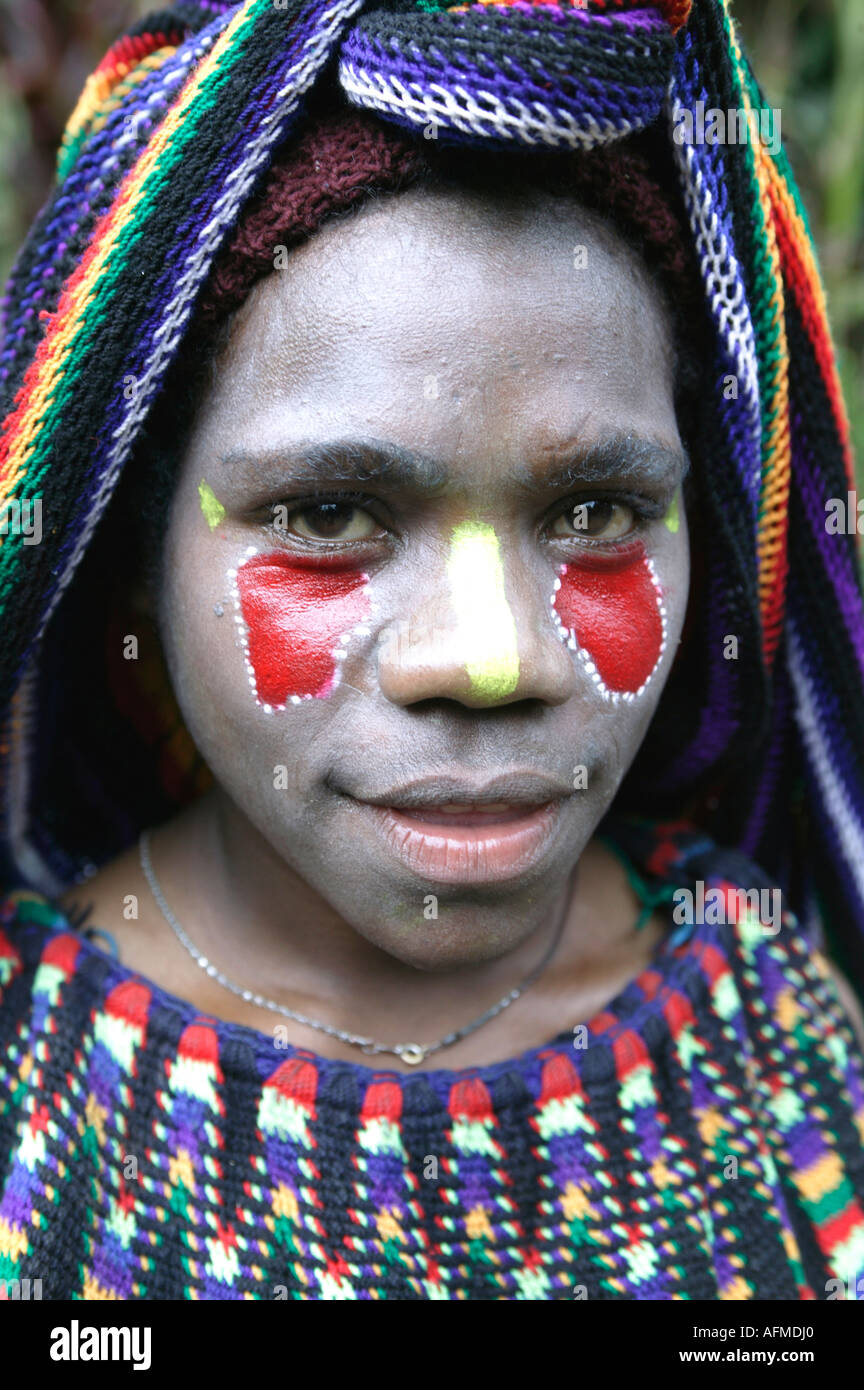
[667,88,761,521]
[339,60,638,149]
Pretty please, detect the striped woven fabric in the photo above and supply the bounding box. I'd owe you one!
[1,820,863,1299]
[0,3,862,971]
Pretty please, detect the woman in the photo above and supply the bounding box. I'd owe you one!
[0,0,863,1301]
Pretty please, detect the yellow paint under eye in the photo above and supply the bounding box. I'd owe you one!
[446,521,520,700]
[664,491,680,534]
[198,479,225,530]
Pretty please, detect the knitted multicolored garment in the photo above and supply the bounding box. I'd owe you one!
[0,0,862,989]
[1,821,863,1301]
[1,0,864,1305]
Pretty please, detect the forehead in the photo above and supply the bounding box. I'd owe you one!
[194,184,681,482]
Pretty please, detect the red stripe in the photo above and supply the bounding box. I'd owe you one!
[770,184,853,484]
[95,29,184,77]
[817,1201,864,1253]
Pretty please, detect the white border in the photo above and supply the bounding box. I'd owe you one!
[229,545,372,711]
[549,555,668,704]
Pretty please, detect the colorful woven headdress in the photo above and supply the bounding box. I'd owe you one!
[1,0,862,977]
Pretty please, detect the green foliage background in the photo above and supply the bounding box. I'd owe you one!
[0,0,862,467]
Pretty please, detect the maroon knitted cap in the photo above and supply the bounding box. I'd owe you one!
[194,104,428,334]
[190,97,698,344]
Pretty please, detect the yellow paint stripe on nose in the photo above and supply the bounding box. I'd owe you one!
[446,521,520,700]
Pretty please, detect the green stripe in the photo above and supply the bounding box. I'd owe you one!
[800,1178,856,1228]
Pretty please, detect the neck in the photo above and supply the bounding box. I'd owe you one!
[57,787,667,1067]
[145,786,589,1028]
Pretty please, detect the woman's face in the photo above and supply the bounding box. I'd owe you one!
[157,183,690,970]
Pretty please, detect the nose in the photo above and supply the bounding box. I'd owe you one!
[377,521,580,708]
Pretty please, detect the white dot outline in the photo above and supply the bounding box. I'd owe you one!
[228,545,373,712]
[549,555,668,705]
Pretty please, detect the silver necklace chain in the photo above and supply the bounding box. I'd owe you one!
[138,828,573,1067]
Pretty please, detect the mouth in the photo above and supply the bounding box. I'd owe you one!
[351,773,571,885]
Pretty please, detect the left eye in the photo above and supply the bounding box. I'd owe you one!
[550,499,636,540]
[282,502,382,541]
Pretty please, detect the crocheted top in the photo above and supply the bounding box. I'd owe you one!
[1,820,864,1301]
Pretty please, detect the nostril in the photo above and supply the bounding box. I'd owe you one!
[377,548,585,710]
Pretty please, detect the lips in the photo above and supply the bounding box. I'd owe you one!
[350,773,572,884]
[364,801,561,883]
[396,801,546,826]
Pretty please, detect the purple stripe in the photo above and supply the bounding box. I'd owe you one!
[788,608,864,828]
[653,557,743,792]
[342,36,666,129]
[791,410,864,683]
[806,768,864,940]
[453,2,667,33]
[740,656,790,855]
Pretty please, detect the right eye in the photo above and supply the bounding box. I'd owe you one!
[549,499,637,541]
[278,501,385,542]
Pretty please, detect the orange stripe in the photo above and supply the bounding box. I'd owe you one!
[751,129,791,666]
[766,162,854,488]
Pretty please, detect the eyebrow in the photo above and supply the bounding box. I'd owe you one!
[219,440,449,494]
[521,434,690,495]
[219,433,689,496]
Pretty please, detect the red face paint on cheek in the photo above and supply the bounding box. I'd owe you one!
[233,549,371,708]
[552,546,666,698]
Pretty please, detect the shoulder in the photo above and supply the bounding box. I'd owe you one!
[604,813,864,1047]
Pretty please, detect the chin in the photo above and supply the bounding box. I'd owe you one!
[342,889,555,972]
